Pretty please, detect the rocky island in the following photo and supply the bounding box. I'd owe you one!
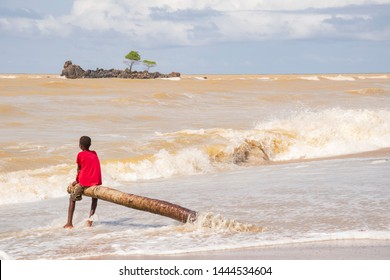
[61,60,180,79]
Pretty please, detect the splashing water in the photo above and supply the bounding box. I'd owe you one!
[183,212,264,233]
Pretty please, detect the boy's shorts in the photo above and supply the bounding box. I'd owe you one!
[67,183,84,201]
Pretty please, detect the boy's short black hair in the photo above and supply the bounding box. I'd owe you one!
[79,136,91,149]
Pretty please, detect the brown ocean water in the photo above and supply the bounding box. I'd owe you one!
[0,73,389,259]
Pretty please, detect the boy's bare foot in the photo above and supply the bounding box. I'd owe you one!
[86,220,93,227]
[63,224,74,229]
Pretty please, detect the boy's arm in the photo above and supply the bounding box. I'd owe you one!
[72,164,81,186]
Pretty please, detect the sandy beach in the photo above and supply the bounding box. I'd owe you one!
[87,240,390,260]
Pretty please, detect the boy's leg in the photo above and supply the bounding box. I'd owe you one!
[87,198,98,227]
[64,183,83,229]
[64,199,76,228]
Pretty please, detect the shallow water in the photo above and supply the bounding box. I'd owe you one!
[0,73,389,259]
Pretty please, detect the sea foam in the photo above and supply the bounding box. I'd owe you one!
[0,164,73,205]
[254,108,390,160]
[322,75,355,81]
[299,76,320,81]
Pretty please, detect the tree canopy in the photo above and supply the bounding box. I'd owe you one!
[143,60,157,71]
[125,50,141,61]
[124,50,141,72]
[124,50,157,73]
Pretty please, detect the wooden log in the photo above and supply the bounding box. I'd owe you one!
[68,185,198,223]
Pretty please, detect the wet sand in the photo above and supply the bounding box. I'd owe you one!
[87,240,390,260]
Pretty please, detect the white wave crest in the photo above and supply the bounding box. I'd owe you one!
[150,108,390,169]
[105,148,214,182]
[299,76,320,81]
[0,164,73,205]
[158,77,181,81]
[322,75,355,81]
[254,108,390,160]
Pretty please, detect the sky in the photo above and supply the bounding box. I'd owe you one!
[0,0,389,74]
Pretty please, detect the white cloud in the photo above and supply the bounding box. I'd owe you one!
[0,15,71,36]
[233,0,390,11]
[1,0,390,44]
[212,11,333,42]
[94,0,389,11]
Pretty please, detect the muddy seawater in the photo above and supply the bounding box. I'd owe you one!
[1,73,389,259]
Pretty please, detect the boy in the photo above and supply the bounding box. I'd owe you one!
[64,136,102,229]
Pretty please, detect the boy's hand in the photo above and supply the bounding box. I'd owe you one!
[72,181,78,186]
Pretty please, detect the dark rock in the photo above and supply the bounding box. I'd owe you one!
[169,72,181,77]
[61,61,181,79]
[61,61,85,79]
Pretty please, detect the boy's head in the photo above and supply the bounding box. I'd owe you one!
[79,136,91,150]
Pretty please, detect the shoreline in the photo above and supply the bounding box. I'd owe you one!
[84,240,390,260]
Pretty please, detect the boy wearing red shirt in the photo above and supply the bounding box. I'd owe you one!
[64,136,102,229]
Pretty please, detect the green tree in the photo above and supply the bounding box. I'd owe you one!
[124,50,141,72]
[143,60,157,72]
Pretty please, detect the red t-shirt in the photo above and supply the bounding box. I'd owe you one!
[76,150,102,187]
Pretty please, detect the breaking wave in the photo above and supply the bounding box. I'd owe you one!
[104,108,390,182]
[0,75,17,79]
[2,108,390,205]
[0,164,74,205]
[322,75,355,81]
[182,212,264,233]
